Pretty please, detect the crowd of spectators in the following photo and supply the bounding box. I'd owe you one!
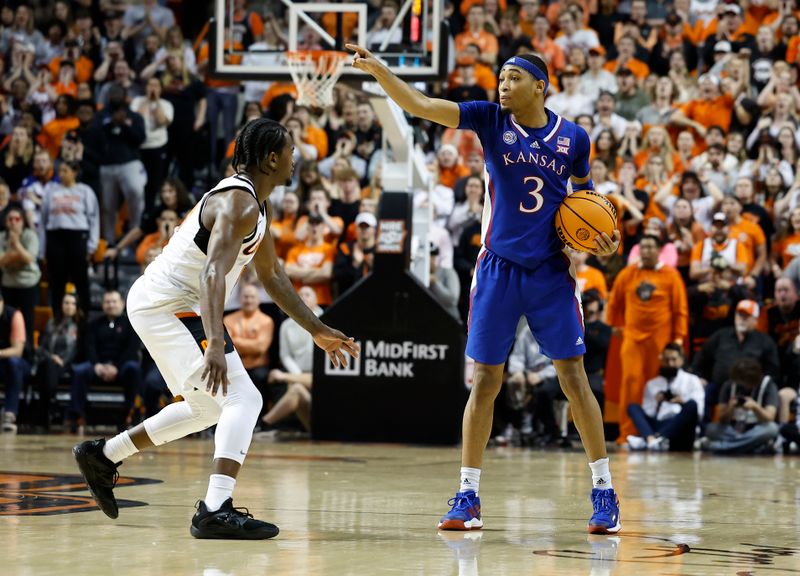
[0,0,798,454]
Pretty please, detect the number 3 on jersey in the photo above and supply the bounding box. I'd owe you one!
[519,176,544,214]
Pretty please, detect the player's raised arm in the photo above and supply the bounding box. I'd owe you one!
[347,44,460,129]
[199,191,261,396]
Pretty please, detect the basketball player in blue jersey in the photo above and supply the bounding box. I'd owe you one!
[349,45,622,534]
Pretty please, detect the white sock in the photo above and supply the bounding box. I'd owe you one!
[205,474,236,512]
[102,431,138,464]
[460,467,481,494]
[589,458,613,489]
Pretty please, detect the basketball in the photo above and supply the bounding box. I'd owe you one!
[555,190,617,253]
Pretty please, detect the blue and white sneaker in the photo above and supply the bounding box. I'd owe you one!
[587,488,621,534]
[437,490,483,530]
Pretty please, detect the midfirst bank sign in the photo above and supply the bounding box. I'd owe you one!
[324,340,449,378]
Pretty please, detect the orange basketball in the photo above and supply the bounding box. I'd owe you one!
[555,190,617,253]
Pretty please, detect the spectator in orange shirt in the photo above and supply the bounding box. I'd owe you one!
[447,63,491,103]
[136,208,178,268]
[670,74,735,137]
[607,234,688,441]
[721,195,767,279]
[690,212,752,282]
[604,36,650,80]
[224,283,274,393]
[271,190,301,261]
[455,3,500,66]
[41,94,79,159]
[295,105,328,160]
[450,44,498,97]
[780,14,800,62]
[49,38,94,84]
[437,144,470,190]
[285,214,336,306]
[53,59,77,97]
[772,207,800,271]
[295,186,344,246]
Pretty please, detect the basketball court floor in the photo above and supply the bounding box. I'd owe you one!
[2,434,799,575]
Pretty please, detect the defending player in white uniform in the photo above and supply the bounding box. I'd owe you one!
[73,118,360,540]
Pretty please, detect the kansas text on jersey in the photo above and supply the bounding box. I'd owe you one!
[458,101,591,269]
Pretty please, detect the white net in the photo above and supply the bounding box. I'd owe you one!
[286,51,349,109]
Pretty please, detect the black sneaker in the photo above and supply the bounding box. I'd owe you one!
[73,439,120,519]
[190,498,280,540]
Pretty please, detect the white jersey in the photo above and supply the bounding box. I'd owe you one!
[143,174,267,307]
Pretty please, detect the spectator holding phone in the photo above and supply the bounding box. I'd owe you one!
[130,76,173,213]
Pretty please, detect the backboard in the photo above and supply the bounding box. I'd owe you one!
[209,0,447,81]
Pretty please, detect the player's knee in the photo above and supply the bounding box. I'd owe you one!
[233,378,263,415]
[186,392,222,428]
[471,364,504,398]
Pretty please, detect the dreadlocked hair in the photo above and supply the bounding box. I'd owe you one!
[231,118,290,173]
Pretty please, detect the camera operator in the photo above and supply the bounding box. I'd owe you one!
[704,357,780,454]
[626,343,705,451]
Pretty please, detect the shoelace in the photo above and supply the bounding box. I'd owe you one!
[229,505,254,519]
[92,457,120,489]
[447,495,474,512]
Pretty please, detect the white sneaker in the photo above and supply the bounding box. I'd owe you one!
[520,413,533,436]
[2,412,17,434]
[648,436,668,451]
[626,435,646,451]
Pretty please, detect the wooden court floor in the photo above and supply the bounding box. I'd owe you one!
[2,434,800,576]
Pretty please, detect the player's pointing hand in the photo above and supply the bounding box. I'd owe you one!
[313,325,361,368]
[346,44,383,76]
[593,229,621,256]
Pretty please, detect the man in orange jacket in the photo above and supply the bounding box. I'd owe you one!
[607,234,689,442]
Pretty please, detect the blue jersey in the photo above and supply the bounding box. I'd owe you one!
[458,101,591,270]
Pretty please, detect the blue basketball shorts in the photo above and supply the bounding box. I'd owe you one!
[466,248,586,365]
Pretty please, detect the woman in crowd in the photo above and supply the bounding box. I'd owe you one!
[34,292,82,429]
[0,206,39,344]
[668,197,707,282]
[592,128,620,172]
[0,125,33,193]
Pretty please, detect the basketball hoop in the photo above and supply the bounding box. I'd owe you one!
[286,50,349,109]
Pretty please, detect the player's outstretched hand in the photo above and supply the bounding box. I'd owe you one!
[593,229,621,256]
[313,325,360,368]
[346,44,383,77]
[202,343,229,397]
